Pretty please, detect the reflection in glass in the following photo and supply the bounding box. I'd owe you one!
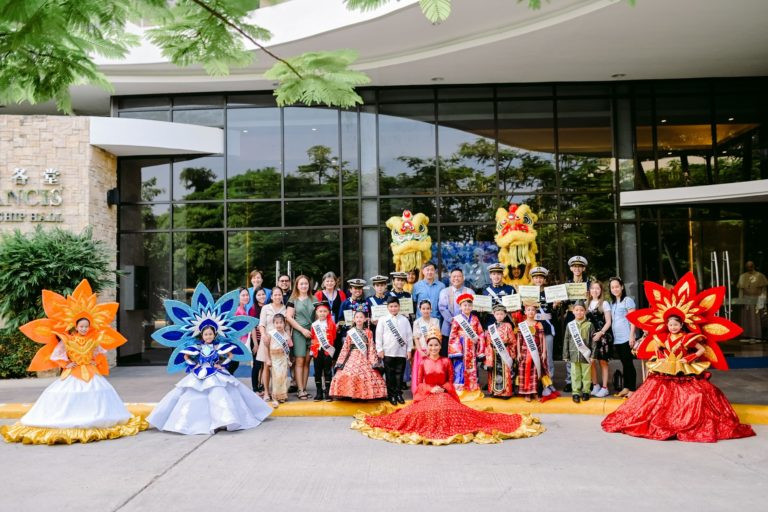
[438,102,495,193]
[715,94,766,184]
[172,109,224,128]
[173,156,224,200]
[655,96,713,188]
[284,107,339,197]
[378,104,436,195]
[560,222,616,282]
[342,199,359,225]
[532,223,559,279]
[379,197,437,224]
[227,230,282,289]
[227,202,281,228]
[227,108,281,199]
[633,97,656,189]
[285,200,339,226]
[173,95,224,108]
[118,110,170,122]
[284,229,341,280]
[341,110,360,195]
[343,228,361,280]
[438,225,497,290]
[501,194,557,223]
[439,195,494,224]
[172,203,224,229]
[560,193,615,222]
[173,231,224,300]
[120,204,170,231]
[119,159,170,203]
[497,100,556,192]
[360,107,378,196]
[557,99,614,191]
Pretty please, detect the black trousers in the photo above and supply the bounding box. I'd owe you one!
[384,356,406,399]
[251,352,262,392]
[614,342,637,391]
[314,351,333,390]
[440,335,449,357]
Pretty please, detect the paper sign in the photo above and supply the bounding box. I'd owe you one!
[544,284,569,303]
[502,294,522,311]
[398,298,414,315]
[566,282,588,300]
[343,309,355,323]
[518,285,541,299]
[472,294,492,313]
[371,304,388,321]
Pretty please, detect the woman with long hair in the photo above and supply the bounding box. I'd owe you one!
[285,275,314,399]
[609,277,636,398]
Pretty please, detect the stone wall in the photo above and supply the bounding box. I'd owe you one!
[0,115,118,365]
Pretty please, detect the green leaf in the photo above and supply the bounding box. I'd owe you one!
[419,0,451,23]
[343,0,391,11]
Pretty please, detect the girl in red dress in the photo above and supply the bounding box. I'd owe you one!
[352,327,544,445]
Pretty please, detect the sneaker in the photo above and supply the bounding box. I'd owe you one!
[595,387,610,398]
[591,383,601,396]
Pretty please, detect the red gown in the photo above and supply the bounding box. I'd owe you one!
[352,357,544,445]
[602,332,755,442]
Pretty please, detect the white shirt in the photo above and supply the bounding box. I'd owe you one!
[375,313,413,357]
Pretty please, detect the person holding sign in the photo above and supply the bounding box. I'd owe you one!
[310,301,338,402]
[448,293,485,400]
[516,300,551,402]
[412,299,441,394]
[484,263,516,327]
[352,327,545,445]
[561,255,589,393]
[562,301,595,404]
[265,314,293,405]
[338,279,371,353]
[390,271,415,391]
[530,267,558,390]
[375,296,413,406]
[330,310,387,400]
[484,304,516,398]
[367,275,390,329]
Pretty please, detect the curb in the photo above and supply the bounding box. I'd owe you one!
[2,397,767,424]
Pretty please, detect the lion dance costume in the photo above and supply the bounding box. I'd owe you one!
[494,203,538,286]
[1,280,148,444]
[386,210,431,274]
[602,272,755,442]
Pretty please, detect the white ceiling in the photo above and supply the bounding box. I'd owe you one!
[2,0,767,116]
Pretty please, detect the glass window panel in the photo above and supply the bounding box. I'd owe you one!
[227,108,281,199]
[118,96,170,110]
[360,107,378,196]
[531,223,560,279]
[378,88,434,102]
[715,93,766,184]
[361,199,378,225]
[440,195,495,224]
[437,87,493,100]
[378,104,436,195]
[500,194,557,223]
[343,228,361,281]
[173,231,224,300]
[172,203,224,229]
[341,110,360,196]
[284,229,341,280]
[120,204,170,231]
[118,110,171,122]
[438,102,496,193]
[496,85,554,98]
[654,81,710,95]
[342,199,359,225]
[655,96,714,188]
[557,98,614,192]
[118,232,171,359]
[379,197,437,224]
[285,199,339,226]
[556,84,611,97]
[227,202,281,228]
[227,230,282,290]
[173,156,224,200]
[119,159,171,203]
[172,109,224,128]
[284,107,339,197]
[437,225,497,290]
[560,222,617,282]
[362,228,380,279]
[172,95,224,108]
[633,97,656,189]
[227,93,277,107]
[497,100,556,192]
[560,193,615,222]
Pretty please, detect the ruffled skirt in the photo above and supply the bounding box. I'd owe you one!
[1,375,147,445]
[330,350,387,400]
[148,372,272,435]
[601,373,755,442]
[352,392,544,445]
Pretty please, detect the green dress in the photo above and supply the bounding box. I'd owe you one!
[290,296,314,357]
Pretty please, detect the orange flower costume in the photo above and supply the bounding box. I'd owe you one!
[602,272,755,442]
[1,280,147,445]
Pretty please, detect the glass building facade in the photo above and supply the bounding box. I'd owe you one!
[115,78,768,361]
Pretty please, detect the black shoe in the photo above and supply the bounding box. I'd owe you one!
[324,387,332,402]
[581,393,590,401]
[257,384,264,393]
[572,394,581,403]
[564,383,572,393]
[314,388,324,401]
[288,384,299,393]
[396,395,405,405]
[389,396,398,406]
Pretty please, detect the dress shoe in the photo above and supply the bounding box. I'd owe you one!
[396,395,405,405]
[581,393,590,401]
[389,396,398,406]
[564,383,572,393]
[572,394,581,403]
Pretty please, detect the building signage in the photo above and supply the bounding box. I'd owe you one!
[0,167,64,223]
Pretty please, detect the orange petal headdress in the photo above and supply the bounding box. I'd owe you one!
[19,279,126,372]
[627,271,742,370]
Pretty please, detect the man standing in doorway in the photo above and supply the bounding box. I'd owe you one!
[438,268,475,357]
[737,261,767,341]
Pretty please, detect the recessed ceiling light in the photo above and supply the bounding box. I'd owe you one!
[311,128,317,131]
[430,77,444,82]
[610,73,626,78]
[728,117,734,121]
[660,119,667,123]
[667,151,673,155]
[242,129,248,133]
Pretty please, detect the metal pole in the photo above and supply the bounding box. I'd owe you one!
[711,251,720,288]
[723,250,732,320]
[287,260,292,281]
[276,260,280,287]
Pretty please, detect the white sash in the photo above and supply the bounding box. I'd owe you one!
[454,314,480,343]
[270,329,291,357]
[349,328,368,352]
[518,321,542,377]
[486,287,502,304]
[312,320,335,357]
[418,322,428,338]
[568,321,592,361]
[488,324,513,368]
[385,317,407,348]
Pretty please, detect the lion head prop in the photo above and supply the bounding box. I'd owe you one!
[494,203,539,285]
[386,210,432,274]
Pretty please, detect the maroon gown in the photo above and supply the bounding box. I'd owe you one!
[352,356,544,445]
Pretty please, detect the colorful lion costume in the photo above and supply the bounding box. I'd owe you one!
[602,272,755,442]
[1,280,148,445]
[386,210,432,274]
[494,204,538,285]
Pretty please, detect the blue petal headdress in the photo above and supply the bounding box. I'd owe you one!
[152,283,257,373]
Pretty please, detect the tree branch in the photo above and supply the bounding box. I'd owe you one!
[188,0,303,79]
